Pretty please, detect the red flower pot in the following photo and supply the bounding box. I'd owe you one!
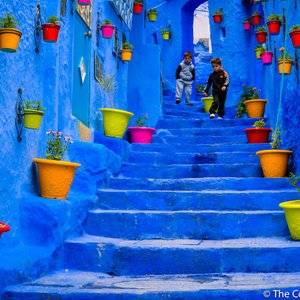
[243,22,251,31]
[0,222,10,237]
[289,30,300,49]
[251,15,261,25]
[267,20,281,35]
[133,2,143,14]
[255,31,267,43]
[261,51,273,65]
[213,15,222,23]
[42,23,61,42]
[245,128,272,143]
[101,24,114,39]
[128,127,156,144]
[78,0,91,5]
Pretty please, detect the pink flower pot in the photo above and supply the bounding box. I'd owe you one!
[243,22,251,31]
[261,51,273,65]
[128,127,156,144]
[101,24,114,39]
[78,0,91,5]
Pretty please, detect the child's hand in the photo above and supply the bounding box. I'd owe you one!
[221,86,226,91]
[203,92,208,97]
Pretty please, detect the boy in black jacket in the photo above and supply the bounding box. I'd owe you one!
[203,58,230,119]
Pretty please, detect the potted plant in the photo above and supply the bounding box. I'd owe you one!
[243,18,251,31]
[0,222,10,237]
[101,20,114,39]
[78,0,91,5]
[289,25,300,49]
[244,119,272,143]
[201,93,214,113]
[147,8,157,22]
[99,73,134,139]
[128,116,156,144]
[0,13,22,52]
[261,50,273,65]
[120,42,133,61]
[254,45,265,59]
[251,11,261,26]
[255,26,267,43]
[279,173,300,240]
[213,10,223,23]
[161,28,170,40]
[133,0,143,14]
[267,14,281,35]
[42,15,61,43]
[33,130,81,200]
[256,128,293,178]
[23,101,45,130]
[278,47,293,75]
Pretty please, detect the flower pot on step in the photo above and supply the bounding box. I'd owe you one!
[261,51,273,65]
[128,126,156,144]
[278,59,293,75]
[42,23,61,42]
[201,96,214,113]
[244,128,272,143]
[23,109,44,129]
[0,222,10,237]
[267,20,281,35]
[289,30,300,49]
[100,108,134,138]
[101,24,114,39]
[0,28,22,52]
[244,99,267,118]
[279,200,300,240]
[256,149,293,178]
[33,158,81,200]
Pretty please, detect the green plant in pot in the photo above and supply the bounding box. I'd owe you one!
[42,15,61,42]
[267,14,281,35]
[235,84,259,118]
[161,28,170,40]
[120,42,133,61]
[213,10,223,23]
[244,119,272,143]
[278,47,293,75]
[289,24,300,49]
[23,101,45,130]
[255,45,265,59]
[147,8,157,22]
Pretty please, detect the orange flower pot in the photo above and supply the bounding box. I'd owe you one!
[278,59,293,75]
[256,150,293,178]
[244,99,267,118]
[120,49,132,61]
[0,28,22,52]
[33,158,81,200]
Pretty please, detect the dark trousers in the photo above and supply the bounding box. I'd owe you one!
[209,92,227,117]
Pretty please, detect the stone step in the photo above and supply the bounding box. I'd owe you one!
[162,102,204,111]
[127,151,258,164]
[162,109,208,118]
[63,236,300,275]
[84,209,288,240]
[108,177,292,191]
[5,270,300,300]
[119,163,262,178]
[96,189,298,211]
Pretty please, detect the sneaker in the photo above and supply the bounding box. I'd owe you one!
[176,99,180,104]
[186,103,194,106]
[209,114,215,119]
[217,116,223,119]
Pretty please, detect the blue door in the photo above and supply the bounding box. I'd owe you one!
[72,12,92,127]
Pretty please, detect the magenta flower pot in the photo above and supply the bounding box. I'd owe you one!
[243,22,251,31]
[78,0,91,5]
[101,24,114,39]
[261,51,273,65]
[128,127,156,144]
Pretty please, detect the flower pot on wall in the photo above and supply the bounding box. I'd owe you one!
[128,127,156,144]
[78,0,91,5]
[244,99,267,118]
[120,49,133,61]
[24,109,44,129]
[0,222,10,237]
[244,128,272,143]
[289,30,300,49]
[101,24,114,39]
[255,32,267,43]
[256,149,293,178]
[267,20,281,35]
[201,97,214,113]
[243,22,251,31]
[133,2,143,14]
[162,32,170,40]
[261,51,273,65]
[100,108,134,138]
[251,15,261,25]
[42,23,61,42]
[33,158,81,200]
[213,15,222,23]
[278,59,293,75]
[148,11,157,22]
[279,200,300,240]
[255,48,265,59]
[0,28,22,52]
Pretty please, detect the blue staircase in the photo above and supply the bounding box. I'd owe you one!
[3,95,300,299]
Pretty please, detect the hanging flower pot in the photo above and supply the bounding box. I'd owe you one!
[255,27,267,43]
[289,26,300,49]
[147,9,157,22]
[78,0,91,5]
[254,46,265,59]
[161,29,170,40]
[23,101,45,130]
[133,1,143,14]
[261,51,273,65]
[0,222,10,237]
[267,20,281,35]
[42,16,61,43]
[251,12,261,25]
[243,20,251,31]
[213,10,223,23]
[201,97,214,113]
[278,59,293,75]
[100,108,134,138]
[101,20,114,39]
[244,99,267,118]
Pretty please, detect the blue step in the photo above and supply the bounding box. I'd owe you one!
[108,177,292,190]
[96,189,298,211]
[63,236,300,275]
[5,270,300,299]
[162,109,208,118]
[119,163,262,178]
[84,209,288,239]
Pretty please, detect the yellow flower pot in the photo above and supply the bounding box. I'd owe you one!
[162,32,170,40]
[100,108,134,138]
[278,59,293,75]
[256,149,293,178]
[121,49,132,61]
[255,49,264,59]
[148,12,157,22]
[244,99,267,118]
[279,200,300,240]
[24,109,44,130]
[33,158,81,200]
[0,28,22,52]
[201,97,214,113]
